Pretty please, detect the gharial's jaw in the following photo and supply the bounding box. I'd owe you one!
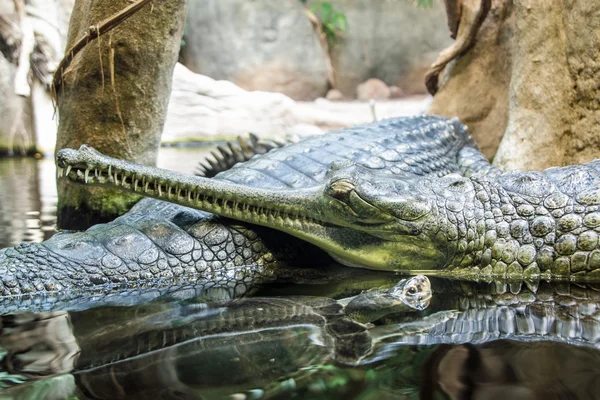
[56,145,446,272]
[56,145,323,225]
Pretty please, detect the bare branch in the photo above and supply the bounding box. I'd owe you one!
[51,0,154,99]
[425,0,491,95]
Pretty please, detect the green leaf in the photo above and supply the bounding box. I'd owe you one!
[416,0,434,8]
[311,2,332,21]
[309,2,347,48]
[321,2,333,21]
[334,13,347,31]
[310,2,322,12]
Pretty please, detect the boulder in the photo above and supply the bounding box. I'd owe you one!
[181,0,330,101]
[325,89,345,101]
[0,52,35,156]
[163,64,431,143]
[0,0,72,156]
[356,78,391,100]
[389,85,405,98]
[163,64,304,142]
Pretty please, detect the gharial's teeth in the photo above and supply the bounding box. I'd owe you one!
[95,169,99,178]
[108,165,111,176]
[134,179,138,191]
[144,181,149,193]
[57,167,63,178]
[158,185,162,196]
[84,169,89,183]
[65,165,72,177]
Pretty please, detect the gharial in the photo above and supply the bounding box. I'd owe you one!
[0,116,476,304]
[1,115,600,305]
[57,115,600,282]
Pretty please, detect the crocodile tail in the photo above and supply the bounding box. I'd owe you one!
[195,134,296,178]
[449,118,503,178]
[457,147,503,178]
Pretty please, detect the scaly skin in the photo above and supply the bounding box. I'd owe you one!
[0,116,479,299]
[57,122,600,280]
[0,198,325,300]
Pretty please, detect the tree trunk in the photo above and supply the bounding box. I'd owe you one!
[427,0,600,171]
[55,0,186,230]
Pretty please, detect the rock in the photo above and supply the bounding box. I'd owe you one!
[163,64,430,143]
[290,95,431,131]
[356,78,391,100]
[426,2,509,161]
[0,0,72,156]
[389,86,405,99]
[325,89,345,101]
[163,63,302,142]
[181,0,329,101]
[328,0,452,97]
[428,0,600,170]
[180,0,451,101]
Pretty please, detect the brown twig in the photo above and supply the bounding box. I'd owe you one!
[443,0,462,39]
[424,0,491,95]
[303,8,336,88]
[51,0,154,99]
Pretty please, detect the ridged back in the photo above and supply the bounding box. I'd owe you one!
[214,116,479,190]
[496,159,600,202]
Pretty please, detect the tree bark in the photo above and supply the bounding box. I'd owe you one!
[427,0,600,171]
[55,0,186,230]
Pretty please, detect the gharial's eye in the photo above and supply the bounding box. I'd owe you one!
[406,287,417,295]
[328,178,355,201]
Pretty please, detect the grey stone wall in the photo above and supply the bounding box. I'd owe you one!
[181,0,330,101]
[325,0,452,96]
[182,0,452,100]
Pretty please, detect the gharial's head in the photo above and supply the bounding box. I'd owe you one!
[315,162,480,272]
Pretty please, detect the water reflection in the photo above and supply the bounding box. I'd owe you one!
[0,157,57,247]
[421,341,600,400]
[0,280,599,399]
